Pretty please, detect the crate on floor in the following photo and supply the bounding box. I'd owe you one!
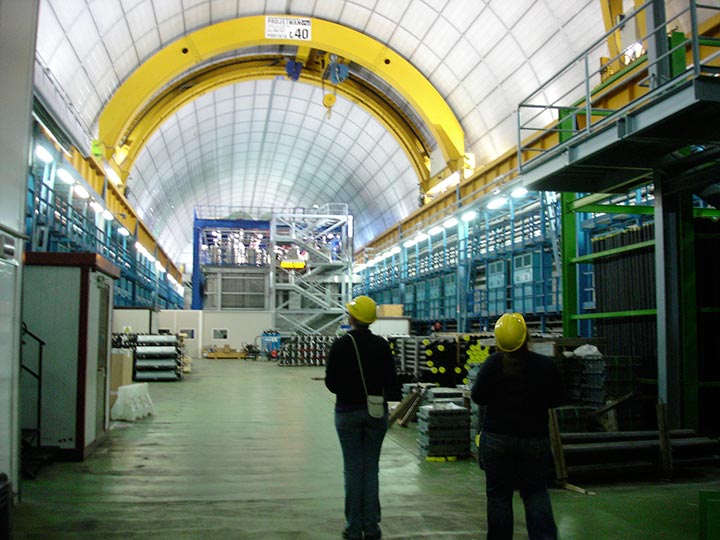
[417,403,470,458]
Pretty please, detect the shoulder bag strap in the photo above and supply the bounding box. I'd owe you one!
[347,333,368,397]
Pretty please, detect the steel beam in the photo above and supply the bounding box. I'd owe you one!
[98,16,464,186]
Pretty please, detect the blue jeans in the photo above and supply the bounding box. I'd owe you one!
[480,431,557,540]
[335,408,388,538]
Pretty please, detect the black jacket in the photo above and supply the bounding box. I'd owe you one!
[471,349,564,437]
[325,327,401,410]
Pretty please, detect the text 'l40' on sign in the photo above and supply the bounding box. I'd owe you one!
[265,16,312,41]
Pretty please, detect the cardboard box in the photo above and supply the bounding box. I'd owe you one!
[377,304,403,318]
[110,349,134,408]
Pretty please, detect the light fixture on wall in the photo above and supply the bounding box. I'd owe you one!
[103,210,114,221]
[35,145,54,163]
[89,200,104,213]
[104,160,122,186]
[428,226,444,236]
[487,196,508,210]
[511,186,528,198]
[403,238,416,248]
[415,232,428,242]
[73,185,89,199]
[56,168,75,184]
[461,210,477,222]
[118,227,130,237]
[426,170,461,196]
[443,217,458,228]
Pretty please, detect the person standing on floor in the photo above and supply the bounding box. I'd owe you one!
[471,313,564,540]
[325,295,401,540]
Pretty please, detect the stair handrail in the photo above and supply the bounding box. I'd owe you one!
[20,322,45,447]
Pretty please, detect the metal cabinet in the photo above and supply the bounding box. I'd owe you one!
[21,253,119,460]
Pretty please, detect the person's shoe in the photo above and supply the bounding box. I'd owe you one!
[364,529,382,539]
[341,530,362,540]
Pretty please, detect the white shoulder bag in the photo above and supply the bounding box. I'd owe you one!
[348,333,385,418]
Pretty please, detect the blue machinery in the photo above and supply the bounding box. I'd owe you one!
[192,204,353,335]
[354,192,564,333]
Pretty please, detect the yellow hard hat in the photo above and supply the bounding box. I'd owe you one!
[494,313,527,352]
[346,295,377,324]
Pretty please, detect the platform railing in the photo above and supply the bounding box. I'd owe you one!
[517,0,720,173]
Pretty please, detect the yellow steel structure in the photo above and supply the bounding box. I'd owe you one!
[360,11,720,258]
[105,55,430,189]
[98,15,465,193]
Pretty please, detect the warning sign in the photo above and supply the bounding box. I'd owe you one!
[265,16,312,41]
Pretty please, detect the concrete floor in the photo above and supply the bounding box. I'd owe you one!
[12,359,720,539]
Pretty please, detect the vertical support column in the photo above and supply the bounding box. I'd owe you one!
[0,0,40,497]
[560,196,579,338]
[645,0,670,89]
[191,217,203,310]
[654,175,694,429]
[457,218,469,332]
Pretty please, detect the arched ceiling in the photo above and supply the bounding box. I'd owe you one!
[34,0,621,268]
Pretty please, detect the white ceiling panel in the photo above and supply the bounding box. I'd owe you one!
[158,13,185,45]
[366,13,394,43]
[184,3,212,31]
[514,2,556,57]
[33,0,638,262]
[48,0,84,30]
[484,34,527,81]
[126,2,156,41]
[374,1,406,22]
[488,0,527,30]
[339,2,372,29]
[466,8,506,58]
[401,2,437,39]
[152,0,182,24]
[440,1,486,34]
[389,25,421,53]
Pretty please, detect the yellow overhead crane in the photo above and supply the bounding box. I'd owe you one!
[97,15,467,198]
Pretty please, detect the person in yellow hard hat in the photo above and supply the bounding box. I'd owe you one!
[471,313,564,540]
[325,296,401,540]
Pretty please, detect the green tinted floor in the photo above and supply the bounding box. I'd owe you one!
[12,359,720,540]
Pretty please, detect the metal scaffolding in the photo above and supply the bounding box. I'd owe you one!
[270,204,354,335]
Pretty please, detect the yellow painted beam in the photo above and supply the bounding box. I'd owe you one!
[98,16,464,175]
[361,17,720,256]
[66,146,182,281]
[115,56,430,187]
[599,0,624,76]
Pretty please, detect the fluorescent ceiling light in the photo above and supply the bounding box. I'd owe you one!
[443,217,458,228]
[103,210,114,221]
[428,226,444,236]
[118,227,130,237]
[56,168,75,184]
[105,162,122,185]
[154,260,165,273]
[89,200,103,213]
[461,210,477,222]
[415,232,428,242]
[390,246,401,254]
[35,145,54,163]
[426,170,460,196]
[487,197,508,210]
[403,239,416,248]
[511,186,528,198]
[73,185,89,199]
